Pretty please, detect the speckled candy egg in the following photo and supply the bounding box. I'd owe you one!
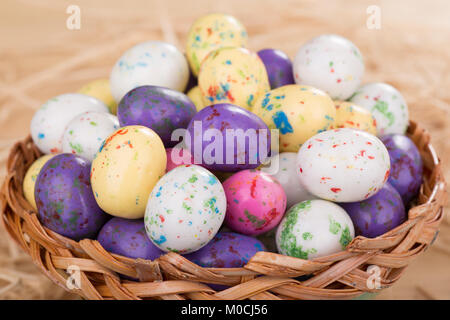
[350,82,409,136]
[117,85,196,147]
[110,41,189,102]
[35,154,108,240]
[296,128,390,202]
[91,126,166,219]
[31,93,109,154]
[293,34,364,100]
[381,134,423,204]
[251,85,336,152]
[223,170,287,236]
[79,78,118,114]
[186,13,248,76]
[98,217,163,260]
[331,101,377,135]
[187,86,206,111]
[198,47,270,110]
[257,48,295,89]
[340,182,406,238]
[145,165,226,254]
[166,147,194,172]
[23,154,55,211]
[62,111,119,162]
[276,200,355,259]
[184,232,266,268]
[185,104,271,172]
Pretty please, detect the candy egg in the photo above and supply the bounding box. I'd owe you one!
[184,232,266,268]
[381,134,423,204]
[35,154,108,240]
[296,128,390,202]
[117,85,197,147]
[251,84,336,152]
[198,47,270,110]
[257,48,295,89]
[145,165,226,254]
[166,147,194,172]
[30,93,109,154]
[110,41,189,102]
[98,217,163,260]
[293,34,364,100]
[62,111,119,162]
[186,13,248,76]
[79,78,117,114]
[91,126,166,219]
[276,200,355,259]
[23,154,55,211]
[223,170,287,236]
[340,182,406,238]
[185,104,271,172]
[331,101,377,135]
[349,82,409,135]
[187,86,206,111]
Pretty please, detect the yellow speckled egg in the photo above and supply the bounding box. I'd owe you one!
[91,125,166,218]
[186,13,248,76]
[198,47,270,110]
[252,84,336,152]
[23,154,55,210]
[79,79,117,114]
[331,101,377,135]
[187,86,206,111]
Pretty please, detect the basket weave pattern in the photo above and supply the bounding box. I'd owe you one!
[0,120,446,300]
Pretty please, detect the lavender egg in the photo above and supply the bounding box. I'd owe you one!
[98,217,163,260]
[381,134,423,204]
[118,85,197,147]
[257,48,295,89]
[35,154,108,240]
[184,232,266,268]
[340,182,406,238]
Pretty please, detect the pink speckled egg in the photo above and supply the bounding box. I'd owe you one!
[165,147,194,172]
[223,169,287,236]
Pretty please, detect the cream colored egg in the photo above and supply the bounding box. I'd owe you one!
[331,101,377,135]
[79,79,118,114]
[23,154,55,210]
[187,86,206,111]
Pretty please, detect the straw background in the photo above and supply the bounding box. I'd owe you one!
[0,0,449,299]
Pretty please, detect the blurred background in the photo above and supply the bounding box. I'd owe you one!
[0,0,449,299]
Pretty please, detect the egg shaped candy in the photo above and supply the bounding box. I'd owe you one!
[293,34,364,100]
[252,85,336,152]
[223,170,287,236]
[331,101,377,135]
[79,79,117,114]
[31,93,109,154]
[110,41,189,102]
[187,86,206,111]
[62,111,120,162]
[257,48,295,89]
[349,82,409,136]
[381,134,423,204]
[35,154,108,240]
[166,147,194,172]
[91,126,166,219]
[340,182,406,238]
[23,154,55,211]
[145,165,226,254]
[276,200,355,259]
[186,13,248,76]
[296,128,390,202]
[117,85,197,147]
[198,47,270,110]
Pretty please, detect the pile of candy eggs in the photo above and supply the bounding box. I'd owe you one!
[24,13,423,268]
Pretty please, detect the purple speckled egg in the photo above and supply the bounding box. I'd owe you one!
[340,182,406,238]
[184,232,266,268]
[381,134,423,204]
[97,217,163,260]
[35,153,108,240]
[118,85,197,147]
[185,104,271,172]
[257,48,295,89]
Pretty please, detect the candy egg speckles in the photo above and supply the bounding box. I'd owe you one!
[187,86,206,111]
[91,125,166,219]
[331,101,377,135]
[23,154,55,211]
[293,34,364,100]
[257,48,295,89]
[276,200,354,259]
[79,78,118,114]
[296,128,390,202]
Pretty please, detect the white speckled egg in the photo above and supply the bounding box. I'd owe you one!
[62,111,120,162]
[276,199,355,259]
[296,128,390,202]
[349,82,409,136]
[110,41,189,102]
[145,165,226,254]
[30,93,109,154]
[293,34,364,100]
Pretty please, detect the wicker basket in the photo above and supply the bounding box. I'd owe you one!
[0,120,446,300]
